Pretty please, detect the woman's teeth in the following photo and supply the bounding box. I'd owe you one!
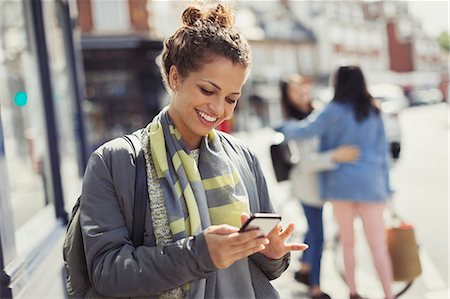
[198,110,217,123]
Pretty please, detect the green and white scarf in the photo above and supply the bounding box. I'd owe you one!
[140,108,253,298]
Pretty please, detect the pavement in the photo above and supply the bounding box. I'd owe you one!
[17,127,448,299]
[234,128,449,299]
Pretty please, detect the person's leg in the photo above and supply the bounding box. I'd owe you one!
[301,204,324,288]
[300,203,313,267]
[296,203,313,285]
[357,202,394,299]
[332,200,358,295]
[303,204,330,298]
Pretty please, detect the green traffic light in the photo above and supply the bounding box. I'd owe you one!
[14,91,28,107]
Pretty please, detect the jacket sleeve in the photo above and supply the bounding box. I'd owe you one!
[80,151,217,297]
[275,104,336,141]
[248,153,290,280]
[294,139,337,173]
[301,150,337,173]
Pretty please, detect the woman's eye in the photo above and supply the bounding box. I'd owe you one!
[226,98,237,104]
[200,88,214,95]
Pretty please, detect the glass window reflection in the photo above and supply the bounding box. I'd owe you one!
[0,0,49,230]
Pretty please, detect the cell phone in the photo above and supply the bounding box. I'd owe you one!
[239,213,282,236]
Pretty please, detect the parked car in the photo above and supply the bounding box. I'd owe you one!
[371,95,402,160]
[369,84,408,160]
[313,84,405,160]
[408,87,444,106]
[368,83,410,111]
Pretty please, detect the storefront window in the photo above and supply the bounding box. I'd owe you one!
[0,0,49,230]
[42,0,81,205]
[80,43,165,154]
[84,70,135,152]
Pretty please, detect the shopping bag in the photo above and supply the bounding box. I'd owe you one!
[270,132,298,182]
[386,222,422,282]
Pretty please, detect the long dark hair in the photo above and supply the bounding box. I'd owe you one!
[279,77,313,121]
[332,66,379,121]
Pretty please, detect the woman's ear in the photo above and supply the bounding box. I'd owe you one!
[168,65,180,90]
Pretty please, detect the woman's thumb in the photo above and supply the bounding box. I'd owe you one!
[208,224,239,235]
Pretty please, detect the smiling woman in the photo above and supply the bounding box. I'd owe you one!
[160,4,251,149]
[167,56,247,149]
[70,3,307,299]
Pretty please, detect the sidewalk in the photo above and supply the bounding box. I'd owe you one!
[18,128,446,298]
[233,128,448,299]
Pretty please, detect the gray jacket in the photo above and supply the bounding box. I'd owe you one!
[80,131,290,298]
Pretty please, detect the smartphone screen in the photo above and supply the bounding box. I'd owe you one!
[239,213,281,236]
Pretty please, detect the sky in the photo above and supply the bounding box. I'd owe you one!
[407,0,449,37]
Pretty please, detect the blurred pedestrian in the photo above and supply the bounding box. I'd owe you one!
[277,66,394,299]
[78,4,307,298]
[280,74,359,299]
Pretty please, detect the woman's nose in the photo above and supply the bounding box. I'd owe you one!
[208,100,225,117]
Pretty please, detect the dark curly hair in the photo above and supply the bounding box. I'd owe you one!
[160,4,252,90]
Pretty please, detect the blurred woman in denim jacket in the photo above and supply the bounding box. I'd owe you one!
[277,66,394,299]
[280,74,359,299]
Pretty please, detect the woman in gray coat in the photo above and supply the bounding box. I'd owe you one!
[79,4,307,298]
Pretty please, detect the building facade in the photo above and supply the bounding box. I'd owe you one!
[75,0,165,153]
[296,0,445,86]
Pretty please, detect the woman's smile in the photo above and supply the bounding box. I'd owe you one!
[196,109,219,125]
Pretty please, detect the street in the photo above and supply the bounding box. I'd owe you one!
[235,102,449,298]
[390,103,449,286]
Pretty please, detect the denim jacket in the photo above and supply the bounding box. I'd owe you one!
[277,101,391,202]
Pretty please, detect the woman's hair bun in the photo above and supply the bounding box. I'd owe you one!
[181,4,234,28]
[207,4,233,28]
[182,6,203,26]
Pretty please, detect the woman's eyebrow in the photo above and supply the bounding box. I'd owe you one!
[200,79,240,95]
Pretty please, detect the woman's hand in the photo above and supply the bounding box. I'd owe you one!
[241,214,308,260]
[332,145,360,163]
[204,224,269,269]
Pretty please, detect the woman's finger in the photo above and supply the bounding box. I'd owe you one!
[229,243,267,261]
[207,224,239,235]
[285,243,309,252]
[267,222,282,238]
[229,229,264,245]
[240,212,250,225]
[278,223,296,240]
[231,236,269,253]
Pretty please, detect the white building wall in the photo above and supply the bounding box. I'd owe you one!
[91,0,131,32]
[147,1,184,39]
[305,1,390,82]
[297,45,315,76]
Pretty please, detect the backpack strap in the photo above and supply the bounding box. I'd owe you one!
[122,134,148,247]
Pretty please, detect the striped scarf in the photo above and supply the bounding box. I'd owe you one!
[141,108,251,297]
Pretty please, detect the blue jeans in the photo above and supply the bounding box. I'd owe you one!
[300,203,324,287]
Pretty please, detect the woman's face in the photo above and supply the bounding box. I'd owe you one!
[168,56,247,149]
[287,80,312,111]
